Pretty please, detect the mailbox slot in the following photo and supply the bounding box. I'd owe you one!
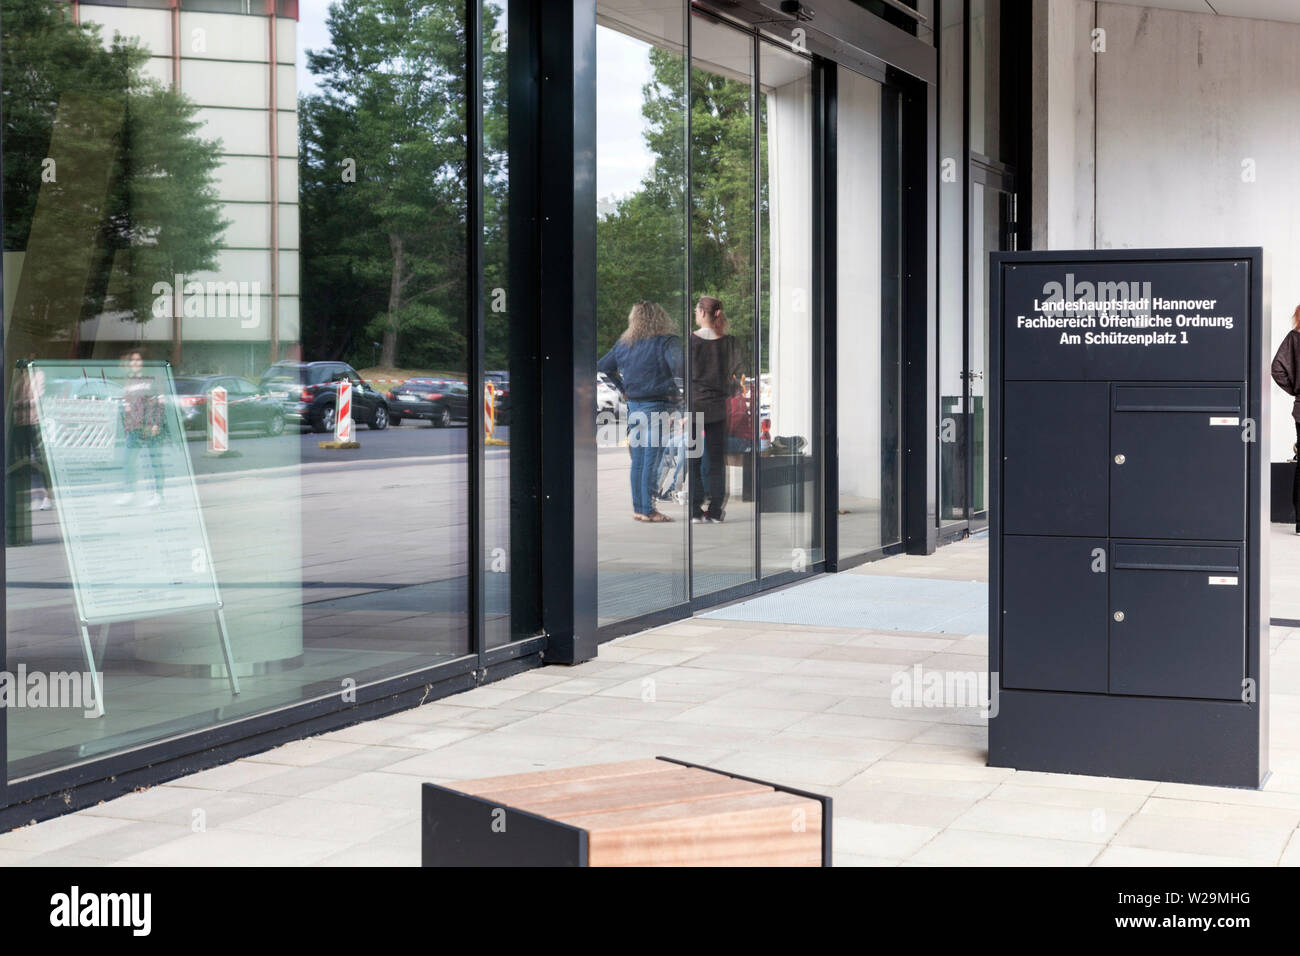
[1109,543,1244,701]
[1110,385,1245,541]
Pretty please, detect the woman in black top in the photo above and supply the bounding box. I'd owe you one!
[690,296,744,523]
[1270,303,1300,532]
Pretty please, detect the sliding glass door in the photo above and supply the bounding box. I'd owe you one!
[835,65,902,561]
[594,1,911,628]
[688,12,758,597]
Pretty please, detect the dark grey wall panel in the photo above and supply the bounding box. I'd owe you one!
[1002,382,1109,536]
[1002,535,1108,693]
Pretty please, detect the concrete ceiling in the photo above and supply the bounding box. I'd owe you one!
[1101,0,1300,25]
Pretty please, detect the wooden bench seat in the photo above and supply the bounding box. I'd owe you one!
[422,757,830,867]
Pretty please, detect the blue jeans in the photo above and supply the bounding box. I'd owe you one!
[124,430,163,494]
[627,400,670,515]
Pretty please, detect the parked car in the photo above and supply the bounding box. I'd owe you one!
[259,361,390,433]
[386,378,469,427]
[596,372,626,420]
[170,376,285,436]
[485,370,510,424]
[45,376,125,404]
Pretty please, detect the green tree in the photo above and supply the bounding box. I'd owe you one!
[594,45,764,359]
[302,0,485,371]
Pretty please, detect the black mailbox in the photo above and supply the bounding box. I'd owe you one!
[989,248,1268,788]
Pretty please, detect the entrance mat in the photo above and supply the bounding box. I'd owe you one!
[701,573,987,634]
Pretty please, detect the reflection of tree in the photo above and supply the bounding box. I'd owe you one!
[595,47,764,355]
[1,0,228,350]
[299,0,505,371]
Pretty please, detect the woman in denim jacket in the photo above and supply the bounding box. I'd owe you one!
[598,301,683,522]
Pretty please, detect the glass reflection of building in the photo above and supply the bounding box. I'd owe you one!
[0,0,1030,826]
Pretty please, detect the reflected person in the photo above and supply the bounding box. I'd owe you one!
[117,348,165,507]
[11,355,52,512]
[1271,303,1300,533]
[597,301,683,523]
[689,296,744,524]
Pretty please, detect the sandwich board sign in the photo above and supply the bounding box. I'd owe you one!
[28,359,239,715]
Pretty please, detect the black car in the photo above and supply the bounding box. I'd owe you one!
[387,378,469,427]
[259,361,391,433]
[171,376,285,436]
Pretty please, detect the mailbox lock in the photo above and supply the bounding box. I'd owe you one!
[1113,611,1125,623]
[1114,454,1126,465]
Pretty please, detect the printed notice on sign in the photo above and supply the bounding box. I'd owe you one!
[1001,259,1250,381]
[1014,272,1236,348]
[30,360,218,624]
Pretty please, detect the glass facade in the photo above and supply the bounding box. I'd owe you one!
[938,0,1019,535]
[594,3,689,625]
[0,0,1018,819]
[836,65,903,559]
[1,0,539,784]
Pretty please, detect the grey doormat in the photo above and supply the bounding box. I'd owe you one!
[701,573,987,634]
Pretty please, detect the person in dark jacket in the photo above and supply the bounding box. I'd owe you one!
[689,296,744,523]
[1271,304,1300,533]
[598,301,683,522]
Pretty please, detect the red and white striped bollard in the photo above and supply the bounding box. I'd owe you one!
[336,380,353,442]
[208,386,229,454]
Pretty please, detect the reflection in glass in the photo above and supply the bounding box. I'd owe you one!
[482,0,524,648]
[938,0,967,527]
[689,13,756,597]
[759,41,820,575]
[836,66,901,558]
[970,182,1007,523]
[594,4,689,625]
[3,0,471,779]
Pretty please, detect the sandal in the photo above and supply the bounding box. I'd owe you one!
[644,511,673,523]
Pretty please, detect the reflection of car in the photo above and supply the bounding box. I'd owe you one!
[46,377,125,403]
[171,376,285,436]
[596,372,626,419]
[485,370,510,424]
[386,379,469,427]
[259,361,390,433]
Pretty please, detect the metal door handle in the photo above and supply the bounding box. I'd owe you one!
[1114,454,1126,465]
[1113,611,1125,622]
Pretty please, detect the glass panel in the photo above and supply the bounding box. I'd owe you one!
[594,3,689,625]
[970,0,1003,163]
[938,0,967,527]
[689,13,756,597]
[835,66,900,558]
[3,0,470,779]
[759,41,819,575]
[482,0,532,647]
[969,182,1007,524]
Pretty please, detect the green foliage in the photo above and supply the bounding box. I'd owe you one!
[1,0,228,343]
[298,0,508,371]
[595,43,767,366]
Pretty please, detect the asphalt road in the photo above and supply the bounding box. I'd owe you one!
[185,421,510,477]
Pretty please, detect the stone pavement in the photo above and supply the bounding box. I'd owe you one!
[2,532,1299,866]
